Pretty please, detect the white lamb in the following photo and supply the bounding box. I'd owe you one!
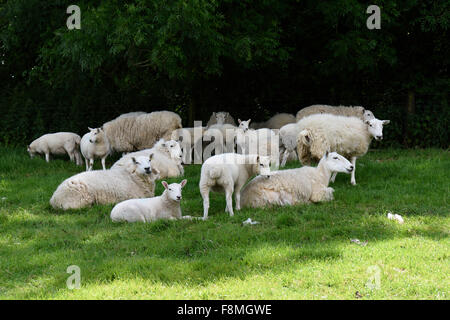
[206,111,237,127]
[296,104,375,122]
[241,152,353,208]
[199,153,271,219]
[296,114,390,185]
[103,110,182,153]
[27,132,83,165]
[110,180,191,223]
[80,127,111,171]
[50,155,159,210]
[112,139,183,179]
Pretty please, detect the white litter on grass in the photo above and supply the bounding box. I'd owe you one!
[387,212,404,224]
[350,239,368,246]
[242,218,260,226]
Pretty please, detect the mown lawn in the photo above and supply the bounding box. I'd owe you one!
[0,147,448,299]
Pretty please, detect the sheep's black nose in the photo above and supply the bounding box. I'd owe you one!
[377,136,383,140]
[177,196,181,200]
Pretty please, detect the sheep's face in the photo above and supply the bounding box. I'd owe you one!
[132,156,152,175]
[215,112,227,125]
[27,145,35,158]
[162,179,187,202]
[256,156,271,177]
[365,118,390,141]
[325,152,353,173]
[88,127,105,144]
[163,140,183,163]
[363,109,375,121]
[238,119,251,132]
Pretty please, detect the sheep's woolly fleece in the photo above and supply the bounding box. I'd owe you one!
[296,104,373,121]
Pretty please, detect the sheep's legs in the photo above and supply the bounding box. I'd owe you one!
[281,149,289,167]
[224,187,234,216]
[101,157,107,170]
[330,172,337,183]
[45,153,50,162]
[89,159,94,171]
[84,159,89,171]
[200,186,210,220]
[350,157,357,185]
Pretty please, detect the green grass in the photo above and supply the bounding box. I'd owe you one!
[0,147,448,300]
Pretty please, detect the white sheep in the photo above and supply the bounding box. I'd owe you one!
[50,155,159,210]
[241,152,353,208]
[250,113,296,129]
[27,132,83,165]
[112,139,183,179]
[199,153,271,219]
[103,110,182,153]
[206,111,237,127]
[296,105,375,122]
[80,127,111,171]
[110,180,191,223]
[296,114,390,185]
[115,111,147,119]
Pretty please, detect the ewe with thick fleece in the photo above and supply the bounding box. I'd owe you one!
[28,132,83,165]
[111,180,190,223]
[206,111,236,127]
[296,104,375,122]
[296,114,390,185]
[112,139,183,178]
[116,111,146,119]
[80,127,110,171]
[199,153,271,219]
[103,110,182,153]
[241,152,353,208]
[50,156,159,210]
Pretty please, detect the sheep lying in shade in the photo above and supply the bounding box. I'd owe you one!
[80,127,111,171]
[27,132,83,165]
[199,153,271,219]
[296,104,375,122]
[50,155,159,210]
[111,180,192,223]
[241,152,353,208]
[206,111,237,127]
[296,114,390,185]
[103,110,182,153]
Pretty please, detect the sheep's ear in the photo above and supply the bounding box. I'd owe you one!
[256,155,260,163]
[131,157,138,164]
[88,127,94,131]
[247,119,251,123]
[365,120,370,125]
[383,120,390,125]
[325,151,329,158]
[152,168,160,176]
[162,181,169,189]
[100,126,104,131]
[180,179,187,188]
[238,119,241,124]
[149,153,154,161]
[300,130,311,145]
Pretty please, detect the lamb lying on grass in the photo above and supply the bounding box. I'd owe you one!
[111,180,190,223]
[241,152,353,208]
[28,132,83,165]
[199,153,271,219]
[80,127,111,171]
[50,155,159,210]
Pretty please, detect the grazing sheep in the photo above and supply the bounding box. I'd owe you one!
[110,180,190,223]
[250,113,296,129]
[206,112,237,127]
[296,114,390,185]
[199,153,271,219]
[241,152,353,208]
[50,155,159,210]
[103,110,182,153]
[27,132,83,165]
[112,139,183,179]
[80,127,111,171]
[296,105,375,122]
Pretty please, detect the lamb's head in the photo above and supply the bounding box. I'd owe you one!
[323,151,353,174]
[255,155,271,177]
[162,179,187,202]
[365,118,390,141]
[131,155,154,175]
[238,119,251,132]
[162,140,183,163]
[215,112,227,125]
[88,127,106,144]
[362,109,375,121]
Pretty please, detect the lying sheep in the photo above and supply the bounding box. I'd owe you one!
[199,153,271,219]
[111,180,191,223]
[296,105,375,122]
[241,152,353,208]
[27,132,83,165]
[112,139,183,179]
[296,114,390,185]
[50,155,159,210]
[206,111,236,127]
[250,113,296,129]
[115,111,147,119]
[103,110,182,153]
[80,127,111,171]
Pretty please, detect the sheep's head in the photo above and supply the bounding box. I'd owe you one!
[131,155,153,175]
[365,118,390,141]
[88,126,105,143]
[323,151,353,174]
[297,129,318,165]
[27,145,35,158]
[238,119,251,132]
[162,140,183,164]
[162,179,187,202]
[215,112,227,125]
[256,155,271,177]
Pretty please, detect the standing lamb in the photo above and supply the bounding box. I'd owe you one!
[50,155,159,210]
[110,180,191,223]
[296,105,375,122]
[241,152,353,208]
[206,111,237,127]
[296,114,390,185]
[103,110,182,153]
[199,153,271,219]
[80,127,111,171]
[27,132,83,165]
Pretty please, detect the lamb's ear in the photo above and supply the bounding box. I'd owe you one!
[131,157,138,164]
[162,181,169,189]
[180,179,187,188]
[247,119,251,123]
[88,127,94,131]
[152,168,160,177]
[383,120,390,125]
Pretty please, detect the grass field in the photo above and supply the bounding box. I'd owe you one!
[0,147,448,299]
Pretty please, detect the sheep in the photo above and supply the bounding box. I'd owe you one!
[115,111,147,119]
[250,113,296,129]
[171,126,205,164]
[296,105,375,122]
[80,127,111,171]
[110,180,191,223]
[296,114,390,185]
[103,110,182,153]
[241,151,353,208]
[206,111,237,127]
[50,155,160,210]
[279,122,302,167]
[27,132,83,165]
[199,153,271,219]
[202,123,238,160]
[112,139,184,179]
